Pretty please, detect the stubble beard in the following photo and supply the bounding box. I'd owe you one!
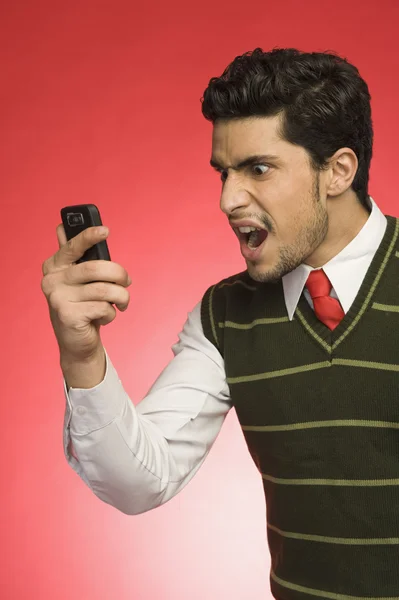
[248,173,329,284]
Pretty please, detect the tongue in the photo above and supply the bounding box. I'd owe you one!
[248,229,268,249]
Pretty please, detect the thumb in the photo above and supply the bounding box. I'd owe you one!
[53,225,109,268]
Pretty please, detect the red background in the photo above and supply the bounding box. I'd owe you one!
[1,1,398,598]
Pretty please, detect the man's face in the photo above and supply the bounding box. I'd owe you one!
[210,115,329,282]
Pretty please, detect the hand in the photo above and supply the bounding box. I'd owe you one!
[41,224,131,364]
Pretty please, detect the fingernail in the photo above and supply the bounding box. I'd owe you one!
[127,276,132,285]
[98,226,108,236]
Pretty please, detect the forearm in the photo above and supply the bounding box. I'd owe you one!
[64,355,172,514]
[67,403,177,515]
[64,353,223,515]
[63,302,231,515]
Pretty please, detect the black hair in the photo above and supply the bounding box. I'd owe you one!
[201,48,373,207]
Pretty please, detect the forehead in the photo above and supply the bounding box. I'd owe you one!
[210,115,310,169]
[211,116,283,153]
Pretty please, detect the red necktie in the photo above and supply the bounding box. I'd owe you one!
[305,270,345,330]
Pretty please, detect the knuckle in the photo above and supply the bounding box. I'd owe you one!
[83,226,94,238]
[83,227,97,245]
[42,257,53,276]
[122,269,130,285]
[42,252,58,277]
[41,272,57,296]
[41,276,50,295]
[111,263,127,284]
[118,266,128,282]
[47,288,64,312]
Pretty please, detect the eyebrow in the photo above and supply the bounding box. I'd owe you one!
[209,154,281,171]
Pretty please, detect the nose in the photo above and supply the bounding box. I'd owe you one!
[219,175,251,216]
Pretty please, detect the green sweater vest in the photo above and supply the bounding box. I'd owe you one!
[201,215,399,599]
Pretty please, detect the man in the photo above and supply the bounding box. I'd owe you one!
[41,48,399,598]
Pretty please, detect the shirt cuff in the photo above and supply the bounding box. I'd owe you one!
[64,349,127,436]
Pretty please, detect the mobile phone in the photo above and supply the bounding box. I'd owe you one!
[60,204,111,263]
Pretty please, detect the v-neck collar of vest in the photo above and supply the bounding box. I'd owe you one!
[294,215,399,355]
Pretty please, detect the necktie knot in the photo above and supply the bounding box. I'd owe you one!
[304,269,344,330]
[305,269,332,299]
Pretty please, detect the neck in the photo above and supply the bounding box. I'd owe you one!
[305,191,371,268]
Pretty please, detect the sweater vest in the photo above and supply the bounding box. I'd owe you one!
[201,215,399,599]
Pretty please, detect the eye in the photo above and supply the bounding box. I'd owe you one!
[252,164,269,176]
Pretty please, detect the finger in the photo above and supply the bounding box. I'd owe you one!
[74,282,130,311]
[53,226,109,268]
[65,260,131,287]
[56,224,67,249]
[82,301,117,326]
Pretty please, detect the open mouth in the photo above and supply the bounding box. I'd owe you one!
[235,226,268,249]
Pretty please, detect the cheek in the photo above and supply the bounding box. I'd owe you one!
[261,174,314,234]
[274,200,311,245]
[274,169,309,196]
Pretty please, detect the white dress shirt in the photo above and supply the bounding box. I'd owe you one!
[64,197,387,515]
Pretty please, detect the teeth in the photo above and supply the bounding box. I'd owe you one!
[238,226,259,233]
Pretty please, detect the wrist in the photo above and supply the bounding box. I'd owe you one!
[61,345,106,389]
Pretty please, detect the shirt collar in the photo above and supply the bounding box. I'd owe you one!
[282,196,388,320]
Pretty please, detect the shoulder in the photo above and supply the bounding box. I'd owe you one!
[202,270,257,299]
[200,270,252,348]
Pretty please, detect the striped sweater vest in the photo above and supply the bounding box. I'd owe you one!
[201,215,399,599]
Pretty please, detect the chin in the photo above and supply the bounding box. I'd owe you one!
[246,262,282,284]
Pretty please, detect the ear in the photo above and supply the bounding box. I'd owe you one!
[325,148,358,197]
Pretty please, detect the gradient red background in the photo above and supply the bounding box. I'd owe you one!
[1,1,398,598]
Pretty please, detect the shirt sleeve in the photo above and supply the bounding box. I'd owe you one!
[63,300,232,515]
